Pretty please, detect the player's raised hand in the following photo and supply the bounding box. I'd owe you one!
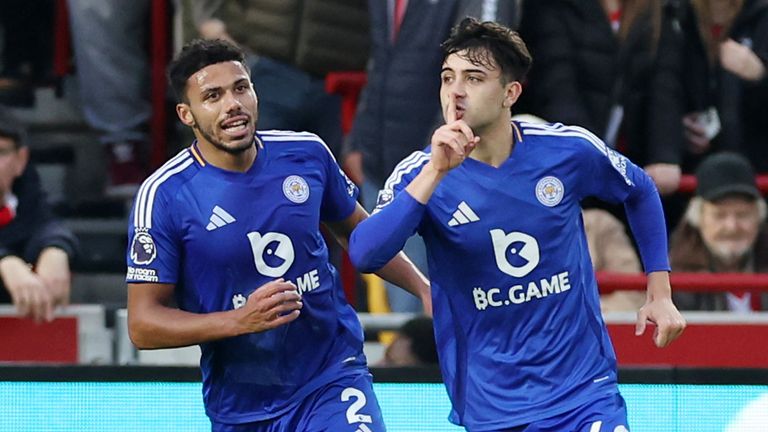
[237,279,302,333]
[430,96,479,172]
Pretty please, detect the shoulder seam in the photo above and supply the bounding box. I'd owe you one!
[520,122,609,156]
[383,151,430,191]
[260,131,337,161]
[134,150,196,229]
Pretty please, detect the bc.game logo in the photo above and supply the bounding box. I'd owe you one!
[489,229,540,278]
[246,231,295,277]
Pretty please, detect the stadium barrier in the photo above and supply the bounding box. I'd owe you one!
[2,299,768,368]
[107,308,768,368]
[597,271,768,293]
[677,174,768,194]
[0,305,111,363]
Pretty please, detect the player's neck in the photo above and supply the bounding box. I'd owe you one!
[195,136,258,172]
[469,118,514,167]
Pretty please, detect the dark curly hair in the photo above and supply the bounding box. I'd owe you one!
[400,316,438,364]
[441,17,532,84]
[167,38,248,103]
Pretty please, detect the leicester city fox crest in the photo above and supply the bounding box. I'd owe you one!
[283,175,310,203]
[131,229,157,265]
[535,176,564,207]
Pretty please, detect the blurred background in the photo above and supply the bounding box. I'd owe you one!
[0,0,767,430]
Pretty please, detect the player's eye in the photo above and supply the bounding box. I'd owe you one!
[441,75,454,84]
[204,92,219,101]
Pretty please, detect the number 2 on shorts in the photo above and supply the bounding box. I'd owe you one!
[341,387,373,425]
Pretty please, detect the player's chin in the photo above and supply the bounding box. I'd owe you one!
[215,136,253,154]
[221,129,254,146]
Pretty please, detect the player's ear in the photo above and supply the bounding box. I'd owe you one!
[13,145,29,177]
[503,81,522,108]
[176,103,195,127]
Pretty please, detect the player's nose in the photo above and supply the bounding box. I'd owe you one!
[222,90,244,112]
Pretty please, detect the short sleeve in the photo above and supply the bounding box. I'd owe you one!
[319,139,360,222]
[374,150,431,213]
[126,188,181,284]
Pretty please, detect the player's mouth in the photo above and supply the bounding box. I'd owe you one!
[220,115,251,138]
[455,106,466,120]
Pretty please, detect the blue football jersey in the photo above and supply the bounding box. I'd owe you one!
[126,131,366,424]
[377,122,648,430]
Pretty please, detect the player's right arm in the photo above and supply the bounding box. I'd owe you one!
[349,97,476,272]
[406,95,478,204]
[128,279,301,349]
[127,172,301,350]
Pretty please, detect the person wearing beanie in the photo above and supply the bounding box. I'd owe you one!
[670,152,768,311]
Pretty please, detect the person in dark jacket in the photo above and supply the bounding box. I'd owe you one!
[0,110,78,321]
[344,0,519,312]
[670,152,768,311]
[680,0,768,172]
[520,0,687,195]
[192,0,370,157]
[376,315,438,367]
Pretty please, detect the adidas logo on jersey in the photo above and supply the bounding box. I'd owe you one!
[206,206,236,231]
[448,201,480,226]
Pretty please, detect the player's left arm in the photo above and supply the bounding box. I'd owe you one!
[324,203,431,314]
[617,160,686,348]
[575,129,686,347]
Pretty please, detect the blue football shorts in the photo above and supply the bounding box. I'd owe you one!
[501,393,629,432]
[212,372,385,432]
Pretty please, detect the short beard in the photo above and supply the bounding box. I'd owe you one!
[707,242,752,267]
[193,119,253,155]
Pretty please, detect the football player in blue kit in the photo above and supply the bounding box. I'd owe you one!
[349,18,686,432]
[125,39,429,432]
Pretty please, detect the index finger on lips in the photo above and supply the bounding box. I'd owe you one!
[453,120,475,143]
[446,94,457,123]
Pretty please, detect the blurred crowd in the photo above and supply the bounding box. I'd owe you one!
[0,0,767,341]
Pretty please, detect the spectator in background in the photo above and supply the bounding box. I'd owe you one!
[376,315,438,367]
[583,208,645,312]
[680,0,768,172]
[670,152,768,312]
[0,110,78,321]
[67,0,151,197]
[190,0,369,158]
[520,0,687,195]
[345,0,519,312]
